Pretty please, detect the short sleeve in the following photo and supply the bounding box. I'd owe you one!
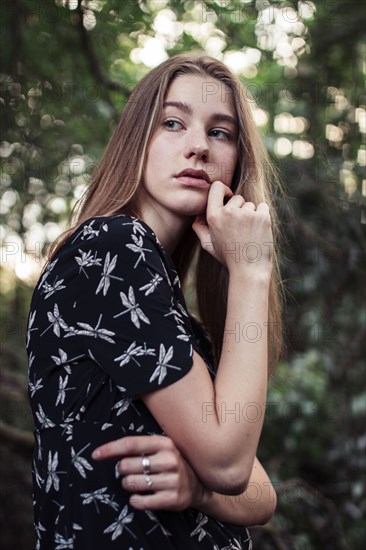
[62,216,194,398]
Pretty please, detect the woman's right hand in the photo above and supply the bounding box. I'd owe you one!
[192,180,273,278]
[92,435,207,512]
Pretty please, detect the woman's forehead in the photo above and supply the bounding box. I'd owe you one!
[164,74,236,115]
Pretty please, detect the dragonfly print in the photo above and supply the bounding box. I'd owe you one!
[26,215,252,549]
[45,451,67,493]
[114,286,150,329]
[60,411,76,441]
[114,341,156,367]
[71,443,93,478]
[149,344,182,385]
[54,530,74,549]
[37,258,59,288]
[145,510,172,537]
[27,310,38,346]
[112,395,135,417]
[41,276,66,299]
[41,304,68,337]
[71,219,108,243]
[64,314,115,343]
[50,348,84,375]
[35,404,55,430]
[55,375,76,406]
[29,373,44,397]
[81,487,119,514]
[139,269,163,295]
[33,459,44,489]
[74,249,102,278]
[103,505,137,541]
[190,513,209,542]
[51,499,66,525]
[34,520,46,542]
[126,234,152,268]
[95,252,124,296]
[122,217,148,237]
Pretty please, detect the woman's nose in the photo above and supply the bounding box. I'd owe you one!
[183,131,209,160]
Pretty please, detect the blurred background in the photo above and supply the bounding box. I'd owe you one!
[0,0,365,548]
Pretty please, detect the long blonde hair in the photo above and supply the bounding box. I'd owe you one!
[49,51,283,374]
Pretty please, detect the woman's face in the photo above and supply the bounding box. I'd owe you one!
[141,74,239,219]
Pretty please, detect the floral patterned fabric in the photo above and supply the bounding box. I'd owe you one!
[27,214,252,549]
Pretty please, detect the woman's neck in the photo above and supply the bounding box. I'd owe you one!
[139,206,193,255]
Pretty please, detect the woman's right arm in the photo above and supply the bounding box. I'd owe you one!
[95,182,273,494]
[93,182,273,495]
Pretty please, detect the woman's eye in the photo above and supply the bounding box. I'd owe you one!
[209,129,232,141]
[163,119,183,131]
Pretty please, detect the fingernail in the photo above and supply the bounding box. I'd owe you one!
[92,450,100,459]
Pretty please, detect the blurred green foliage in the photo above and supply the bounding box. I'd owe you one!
[0,1,365,548]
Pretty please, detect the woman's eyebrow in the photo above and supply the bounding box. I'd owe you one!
[210,113,238,128]
[163,101,237,128]
[163,100,192,115]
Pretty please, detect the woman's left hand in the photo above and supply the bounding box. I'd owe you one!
[92,435,207,511]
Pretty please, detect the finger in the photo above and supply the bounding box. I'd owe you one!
[129,490,182,512]
[118,450,178,475]
[241,201,256,210]
[206,181,233,219]
[191,213,209,239]
[256,202,270,213]
[92,435,171,460]
[118,456,153,475]
[122,472,176,493]
[226,195,245,207]
[192,213,206,227]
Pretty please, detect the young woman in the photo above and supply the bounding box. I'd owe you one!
[27,52,282,549]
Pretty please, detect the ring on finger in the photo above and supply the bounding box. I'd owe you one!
[145,475,153,488]
[142,455,151,475]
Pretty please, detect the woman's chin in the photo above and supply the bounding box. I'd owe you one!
[173,199,208,217]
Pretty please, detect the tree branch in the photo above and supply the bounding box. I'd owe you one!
[7,0,22,76]
[76,0,131,99]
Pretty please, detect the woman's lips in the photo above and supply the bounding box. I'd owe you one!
[175,168,211,189]
[175,176,211,189]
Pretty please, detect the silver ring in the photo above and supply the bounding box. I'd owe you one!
[145,475,153,488]
[142,455,151,475]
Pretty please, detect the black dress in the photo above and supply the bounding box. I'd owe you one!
[26,214,252,549]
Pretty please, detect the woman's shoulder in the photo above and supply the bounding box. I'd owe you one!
[68,214,157,246]
[49,213,176,286]
[55,214,167,264]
